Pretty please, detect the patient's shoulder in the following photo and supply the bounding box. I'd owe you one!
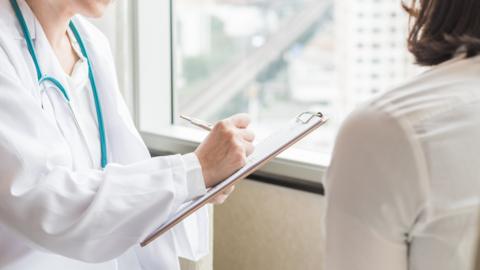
[367,55,480,127]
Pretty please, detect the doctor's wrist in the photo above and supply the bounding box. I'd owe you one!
[194,152,215,188]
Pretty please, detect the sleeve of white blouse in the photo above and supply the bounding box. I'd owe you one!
[324,105,427,270]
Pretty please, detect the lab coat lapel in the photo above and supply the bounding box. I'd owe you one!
[11,0,37,40]
[32,22,69,90]
[15,0,70,98]
[6,0,40,99]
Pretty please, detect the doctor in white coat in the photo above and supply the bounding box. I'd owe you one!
[0,0,255,269]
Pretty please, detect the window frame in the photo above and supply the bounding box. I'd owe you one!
[132,0,328,185]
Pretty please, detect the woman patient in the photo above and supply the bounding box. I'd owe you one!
[325,1,480,269]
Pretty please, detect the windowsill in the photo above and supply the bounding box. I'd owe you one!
[140,125,330,184]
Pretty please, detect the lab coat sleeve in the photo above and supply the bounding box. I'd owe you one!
[324,105,427,270]
[0,67,208,263]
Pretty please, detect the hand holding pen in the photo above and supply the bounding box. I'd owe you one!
[180,115,213,131]
[181,114,255,188]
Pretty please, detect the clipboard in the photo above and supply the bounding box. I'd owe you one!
[140,112,328,247]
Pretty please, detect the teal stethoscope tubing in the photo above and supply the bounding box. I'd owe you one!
[10,0,108,168]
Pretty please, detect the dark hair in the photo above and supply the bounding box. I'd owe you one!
[403,0,480,66]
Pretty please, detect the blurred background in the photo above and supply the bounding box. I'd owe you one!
[172,0,416,154]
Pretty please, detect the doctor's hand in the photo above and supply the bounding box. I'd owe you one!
[209,185,235,205]
[195,114,255,188]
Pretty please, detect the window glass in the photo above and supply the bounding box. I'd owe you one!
[173,0,415,153]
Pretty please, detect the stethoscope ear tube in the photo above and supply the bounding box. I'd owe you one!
[10,0,108,168]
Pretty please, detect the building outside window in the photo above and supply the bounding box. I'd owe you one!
[172,0,416,155]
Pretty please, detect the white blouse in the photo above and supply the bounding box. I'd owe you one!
[325,54,480,270]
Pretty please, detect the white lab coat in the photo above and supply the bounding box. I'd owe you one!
[0,1,209,269]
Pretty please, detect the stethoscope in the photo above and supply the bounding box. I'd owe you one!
[10,0,108,168]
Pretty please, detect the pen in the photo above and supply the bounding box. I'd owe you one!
[180,115,213,131]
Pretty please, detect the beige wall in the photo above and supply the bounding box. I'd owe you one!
[213,180,325,270]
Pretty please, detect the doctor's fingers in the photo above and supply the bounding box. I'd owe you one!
[240,139,254,156]
[236,128,255,142]
[229,113,251,129]
[224,185,235,195]
[211,186,235,205]
[211,193,228,204]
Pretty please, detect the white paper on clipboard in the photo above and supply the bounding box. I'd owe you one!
[141,112,328,247]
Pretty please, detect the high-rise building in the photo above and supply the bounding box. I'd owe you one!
[335,0,415,114]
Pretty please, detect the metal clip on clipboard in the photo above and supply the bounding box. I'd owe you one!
[140,111,327,247]
[296,111,324,124]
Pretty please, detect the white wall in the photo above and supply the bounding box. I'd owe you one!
[89,3,118,54]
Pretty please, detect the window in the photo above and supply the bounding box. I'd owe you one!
[134,0,416,179]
